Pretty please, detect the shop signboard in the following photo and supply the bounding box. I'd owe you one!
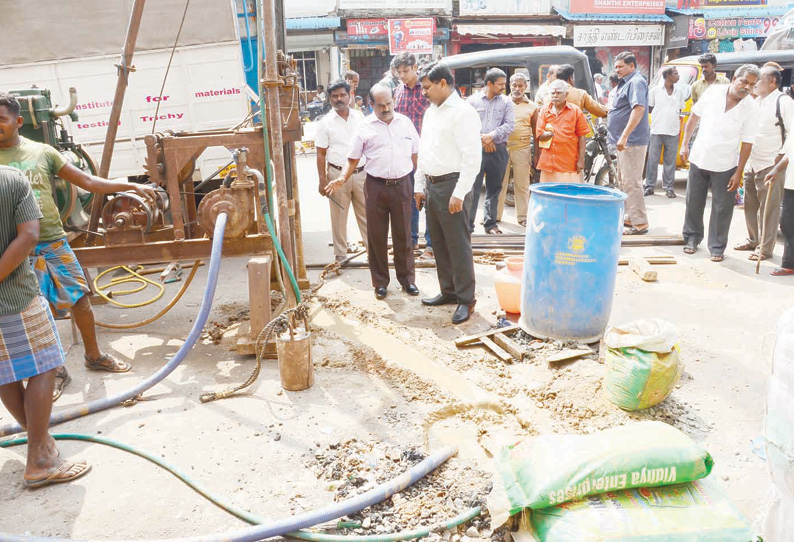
[338,0,451,10]
[688,15,780,39]
[347,19,388,36]
[677,0,766,8]
[459,0,551,16]
[570,0,665,15]
[666,15,690,48]
[573,25,664,47]
[389,18,434,55]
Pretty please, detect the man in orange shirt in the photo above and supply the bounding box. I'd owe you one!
[535,80,590,183]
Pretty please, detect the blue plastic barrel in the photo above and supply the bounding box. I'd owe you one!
[520,183,627,342]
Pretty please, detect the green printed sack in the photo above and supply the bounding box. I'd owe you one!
[527,478,754,542]
[604,319,683,411]
[487,422,713,526]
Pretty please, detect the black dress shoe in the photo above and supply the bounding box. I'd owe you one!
[452,301,476,325]
[375,287,387,299]
[644,187,654,196]
[421,293,458,306]
[666,190,677,198]
[403,284,420,296]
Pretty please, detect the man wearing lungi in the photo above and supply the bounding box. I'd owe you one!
[0,93,157,399]
[0,165,91,488]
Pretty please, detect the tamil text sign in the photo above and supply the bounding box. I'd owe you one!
[688,16,780,39]
[570,0,664,15]
[573,25,664,47]
[389,18,434,54]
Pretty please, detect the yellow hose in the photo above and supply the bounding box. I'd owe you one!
[95,261,201,330]
[94,265,165,308]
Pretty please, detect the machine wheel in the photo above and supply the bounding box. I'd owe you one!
[504,177,515,207]
[595,163,617,189]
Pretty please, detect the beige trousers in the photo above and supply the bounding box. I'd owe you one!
[617,145,649,228]
[328,166,367,261]
[540,170,581,184]
[497,145,532,223]
[744,166,784,258]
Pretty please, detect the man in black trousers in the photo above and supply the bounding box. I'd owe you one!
[414,62,483,324]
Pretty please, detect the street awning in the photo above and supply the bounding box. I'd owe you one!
[554,7,673,23]
[456,24,566,38]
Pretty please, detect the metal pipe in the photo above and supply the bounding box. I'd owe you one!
[0,213,228,438]
[52,87,78,117]
[260,0,297,282]
[85,0,147,245]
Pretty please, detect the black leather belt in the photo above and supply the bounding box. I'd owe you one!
[366,173,409,186]
[329,162,364,174]
[426,172,460,184]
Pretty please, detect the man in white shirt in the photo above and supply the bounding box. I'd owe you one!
[735,66,792,261]
[644,67,687,198]
[535,65,558,109]
[762,123,794,277]
[315,79,368,263]
[414,61,482,325]
[680,64,760,262]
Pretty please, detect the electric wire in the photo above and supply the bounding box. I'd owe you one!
[151,0,191,134]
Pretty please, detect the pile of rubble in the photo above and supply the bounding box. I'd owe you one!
[308,439,505,541]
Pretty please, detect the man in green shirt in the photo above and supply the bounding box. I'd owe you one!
[691,53,730,106]
[0,166,91,487]
[0,93,156,399]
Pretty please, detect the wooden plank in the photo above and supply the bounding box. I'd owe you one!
[480,336,512,362]
[492,333,524,361]
[621,236,685,247]
[455,325,519,347]
[546,348,593,364]
[629,257,658,282]
[73,235,272,268]
[247,257,272,341]
[618,256,678,265]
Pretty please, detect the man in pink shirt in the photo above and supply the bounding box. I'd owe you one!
[326,84,420,300]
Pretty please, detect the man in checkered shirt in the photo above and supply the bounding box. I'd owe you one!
[394,52,433,259]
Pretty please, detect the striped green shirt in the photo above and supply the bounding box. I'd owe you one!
[0,165,43,315]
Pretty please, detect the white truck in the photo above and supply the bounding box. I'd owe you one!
[0,0,251,179]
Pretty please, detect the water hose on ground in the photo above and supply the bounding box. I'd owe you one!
[93,265,165,308]
[94,261,201,330]
[285,507,482,542]
[0,214,229,438]
[0,437,458,542]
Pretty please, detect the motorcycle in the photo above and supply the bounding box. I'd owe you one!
[583,117,617,188]
[300,100,330,122]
